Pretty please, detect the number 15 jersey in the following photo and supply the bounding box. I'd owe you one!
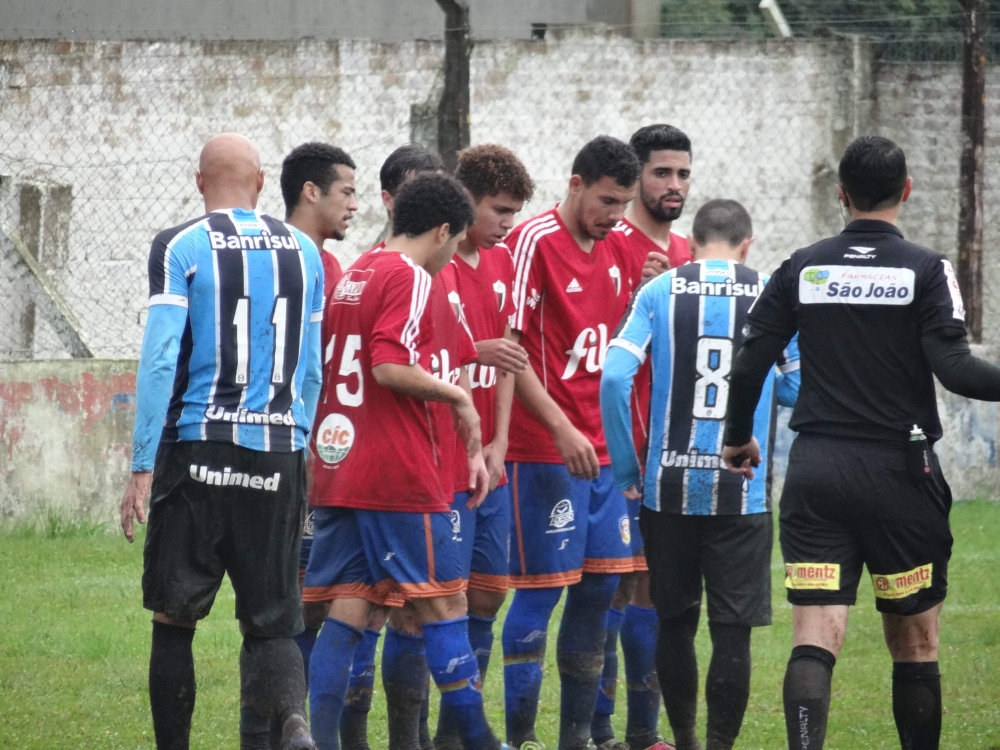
[610,259,798,515]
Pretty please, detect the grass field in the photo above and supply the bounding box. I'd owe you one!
[1,502,999,750]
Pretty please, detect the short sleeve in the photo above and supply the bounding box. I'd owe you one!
[609,276,658,363]
[370,263,432,367]
[747,258,797,339]
[148,231,195,308]
[919,257,967,335]
[509,224,547,333]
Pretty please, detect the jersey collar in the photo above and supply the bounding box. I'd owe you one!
[842,219,903,238]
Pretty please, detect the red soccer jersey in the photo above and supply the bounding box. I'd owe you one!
[311,250,450,513]
[321,249,344,303]
[507,207,632,465]
[607,218,692,457]
[452,246,517,486]
[422,263,479,494]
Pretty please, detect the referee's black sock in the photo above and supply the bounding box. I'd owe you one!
[149,620,197,750]
[241,635,309,747]
[892,661,941,750]
[783,644,836,750]
[704,622,752,750]
[657,606,702,750]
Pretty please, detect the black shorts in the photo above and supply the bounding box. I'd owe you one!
[780,433,953,616]
[142,440,307,637]
[639,505,772,627]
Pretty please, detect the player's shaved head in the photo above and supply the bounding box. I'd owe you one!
[196,133,265,212]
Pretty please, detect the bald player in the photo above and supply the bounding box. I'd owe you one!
[120,133,323,750]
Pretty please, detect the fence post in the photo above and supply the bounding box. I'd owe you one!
[958,0,987,342]
[436,0,471,172]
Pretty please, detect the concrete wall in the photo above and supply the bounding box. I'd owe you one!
[1,359,994,523]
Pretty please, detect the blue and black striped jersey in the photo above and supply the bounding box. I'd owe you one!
[147,208,324,452]
[602,259,799,515]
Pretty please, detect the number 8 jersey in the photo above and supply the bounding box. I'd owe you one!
[149,208,324,453]
[610,258,799,515]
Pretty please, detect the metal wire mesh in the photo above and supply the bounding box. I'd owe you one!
[0,30,992,359]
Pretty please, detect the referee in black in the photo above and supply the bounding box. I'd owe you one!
[720,135,1000,750]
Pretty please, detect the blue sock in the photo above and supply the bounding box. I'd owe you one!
[622,604,662,748]
[340,628,380,747]
[558,573,620,749]
[502,587,563,745]
[592,607,625,744]
[424,616,500,750]
[381,627,428,750]
[310,618,363,750]
[468,613,498,680]
[293,626,320,687]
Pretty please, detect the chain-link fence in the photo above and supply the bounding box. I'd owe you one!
[0,29,996,359]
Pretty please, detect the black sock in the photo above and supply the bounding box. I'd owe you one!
[892,661,941,750]
[704,622,751,750]
[241,635,308,747]
[657,607,702,750]
[783,645,836,750]
[149,621,197,750]
[239,643,271,750]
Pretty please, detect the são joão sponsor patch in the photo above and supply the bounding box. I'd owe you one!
[799,265,915,305]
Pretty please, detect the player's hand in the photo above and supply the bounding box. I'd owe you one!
[642,251,672,278]
[482,439,507,492]
[120,471,153,543]
[466,451,490,509]
[451,393,483,456]
[553,421,600,481]
[623,485,642,500]
[475,338,529,373]
[722,438,761,480]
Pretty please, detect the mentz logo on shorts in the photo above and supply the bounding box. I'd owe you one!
[871,564,933,600]
[799,266,915,305]
[785,562,840,590]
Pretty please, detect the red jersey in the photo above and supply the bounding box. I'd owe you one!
[452,246,517,485]
[311,251,450,513]
[607,219,691,456]
[422,263,479,494]
[507,208,632,465]
[321,249,344,303]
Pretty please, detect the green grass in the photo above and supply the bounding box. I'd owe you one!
[1,502,999,749]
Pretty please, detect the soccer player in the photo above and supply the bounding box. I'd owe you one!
[721,135,1000,750]
[596,123,694,750]
[302,173,508,750]
[601,199,800,750]
[118,133,322,750]
[502,135,639,750]
[430,143,535,750]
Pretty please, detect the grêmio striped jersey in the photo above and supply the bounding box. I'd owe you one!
[148,208,324,452]
[602,258,799,515]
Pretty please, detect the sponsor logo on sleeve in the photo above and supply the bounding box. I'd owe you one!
[316,413,355,464]
[332,269,374,305]
[784,562,841,590]
[799,265,915,306]
[546,498,576,533]
[941,259,966,321]
[871,563,933,600]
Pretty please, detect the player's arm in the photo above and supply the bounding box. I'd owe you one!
[474,334,528,373]
[512,335,599,481]
[484,324,518,491]
[774,334,801,408]
[301,255,326,431]
[921,329,1000,400]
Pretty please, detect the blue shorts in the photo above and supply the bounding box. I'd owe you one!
[450,485,512,594]
[507,462,632,588]
[627,497,647,572]
[301,506,465,606]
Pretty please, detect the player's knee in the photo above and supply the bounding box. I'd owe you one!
[611,572,637,610]
[467,587,506,619]
[883,609,941,662]
[301,600,330,630]
[388,602,425,635]
[366,605,389,632]
[153,612,197,629]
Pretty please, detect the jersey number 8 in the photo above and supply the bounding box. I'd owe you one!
[693,337,733,420]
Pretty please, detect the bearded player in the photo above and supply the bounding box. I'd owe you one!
[502,136,640,750]
[595,124,693,750]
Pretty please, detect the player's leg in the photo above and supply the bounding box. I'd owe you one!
[779,435,864,750]
[339,607,387,750]
[591,573,632,748]
[294,509,319,684]
[301,506,383,750]
[864,443,953,750]
[382,604,431,750]
[503,461,588,748]
[437,485,511,750]
[639,505,703,750]
[142,442,229,750]
[559,467,631,750]
[700,513,773,750]
[368,509,505,750]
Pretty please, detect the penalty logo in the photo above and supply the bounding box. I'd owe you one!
[316,413,355,464]
[549,499,575,529]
